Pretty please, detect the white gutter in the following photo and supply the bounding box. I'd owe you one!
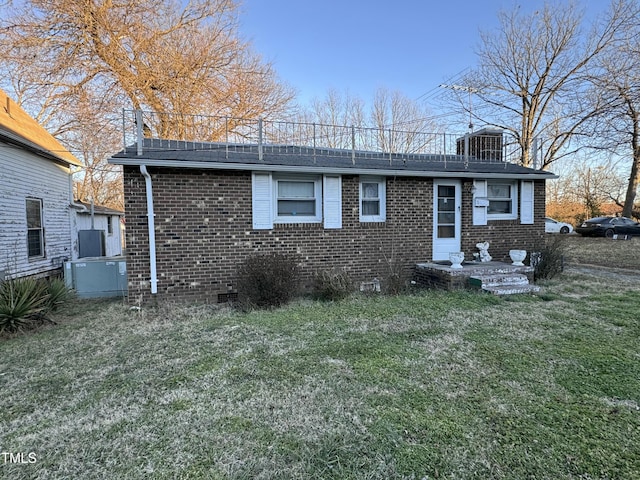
[140,165,158,295]
[112,158,558,180]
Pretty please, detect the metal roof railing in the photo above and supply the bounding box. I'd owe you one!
[122,109,525,165]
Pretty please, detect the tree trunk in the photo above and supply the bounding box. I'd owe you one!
[622,141,640,218]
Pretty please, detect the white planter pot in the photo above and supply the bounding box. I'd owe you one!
[509,249,527,266]
[449,252,465,269]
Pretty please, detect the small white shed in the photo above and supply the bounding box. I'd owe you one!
[71,201,124,259]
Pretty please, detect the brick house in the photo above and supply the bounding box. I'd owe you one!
[110,120,556,303]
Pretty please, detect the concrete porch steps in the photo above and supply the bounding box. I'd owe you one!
[469,273,540,296]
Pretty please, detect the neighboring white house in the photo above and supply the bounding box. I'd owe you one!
[0,88,83,279]
[71,201,124,259]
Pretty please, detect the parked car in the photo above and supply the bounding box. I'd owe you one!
[575,216,640,238]
[545,217,573,234]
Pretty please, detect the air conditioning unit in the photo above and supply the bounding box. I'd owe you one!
[78,229,105,258]
[64,256,127,298]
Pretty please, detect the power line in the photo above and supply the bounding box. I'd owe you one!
[414,67,471,103]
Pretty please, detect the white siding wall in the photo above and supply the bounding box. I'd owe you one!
[0,143,72,278]
[73,213,123,258]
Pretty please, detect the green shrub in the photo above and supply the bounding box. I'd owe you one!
[45,277,75,311]
[236,253,300,308]
[533,236,566,281]
[312,268,353,301]
[0,277,51,333]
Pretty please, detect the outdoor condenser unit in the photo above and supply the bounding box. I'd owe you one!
[64,256,128,298]
[78,229,106,258]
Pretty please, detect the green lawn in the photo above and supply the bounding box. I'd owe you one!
[1,257,640,478]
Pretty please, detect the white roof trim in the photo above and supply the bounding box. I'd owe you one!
[110,158,558,180]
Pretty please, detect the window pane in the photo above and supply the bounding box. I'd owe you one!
[362,200,380,215]
[488,184,510,198]
[437,225,455,238]
[278,181,314,198]
[437,198,455,212]
[27,229,42,257]
[26,199,42,228]
[362,182,379,199]
[488,200,512,214]
[438,185,455,197]
[277,200,316,216]
[438,212,455,224]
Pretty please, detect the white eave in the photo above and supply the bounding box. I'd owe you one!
[110,157,558,180]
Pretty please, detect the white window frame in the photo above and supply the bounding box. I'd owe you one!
[273,174,322,224]
[26,197,44,259]
[359,176,386,222]
[487,180,518,220]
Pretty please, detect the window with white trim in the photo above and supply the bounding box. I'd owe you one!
[274,175,322,223]
[487,181,517,220]
[359,176,386,222]
[26,198,44,258]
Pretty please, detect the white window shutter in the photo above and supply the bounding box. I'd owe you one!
[520,180,534,224]
[472,179,487,226]
[323,175,342,229]
[252,172,273,229]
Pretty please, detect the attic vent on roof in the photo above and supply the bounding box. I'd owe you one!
[4,96,10,116]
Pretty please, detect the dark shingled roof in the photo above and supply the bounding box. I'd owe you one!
[110,138,557,179]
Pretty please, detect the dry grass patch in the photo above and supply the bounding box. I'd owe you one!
[1,255,640,478]
[562,234,640,270]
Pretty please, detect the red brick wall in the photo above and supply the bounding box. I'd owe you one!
[461,180,546,262]
[123,167,545,302]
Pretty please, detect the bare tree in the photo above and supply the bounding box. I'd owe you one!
[305,89,366,149]
[547,155,627,223]
[1,0,293,133]
[1,0,294,206]
[65,90,124,210]
[299,87,440,153]
[370,89,440,153]
[446,1,634,169]
[588,11,640,219]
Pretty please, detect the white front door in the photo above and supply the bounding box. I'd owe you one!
[432,180,461,261]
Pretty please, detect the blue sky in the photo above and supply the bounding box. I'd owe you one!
[239,0,603,113]
[239,0,528,108]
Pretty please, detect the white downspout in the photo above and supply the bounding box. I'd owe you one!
[140,165,158,295]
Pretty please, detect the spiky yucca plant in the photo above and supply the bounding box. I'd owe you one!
[45,278,74,311]
[0,277,51,333]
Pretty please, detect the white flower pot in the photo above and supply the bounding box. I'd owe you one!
[509,249,527,266]
[449,252,465,269]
